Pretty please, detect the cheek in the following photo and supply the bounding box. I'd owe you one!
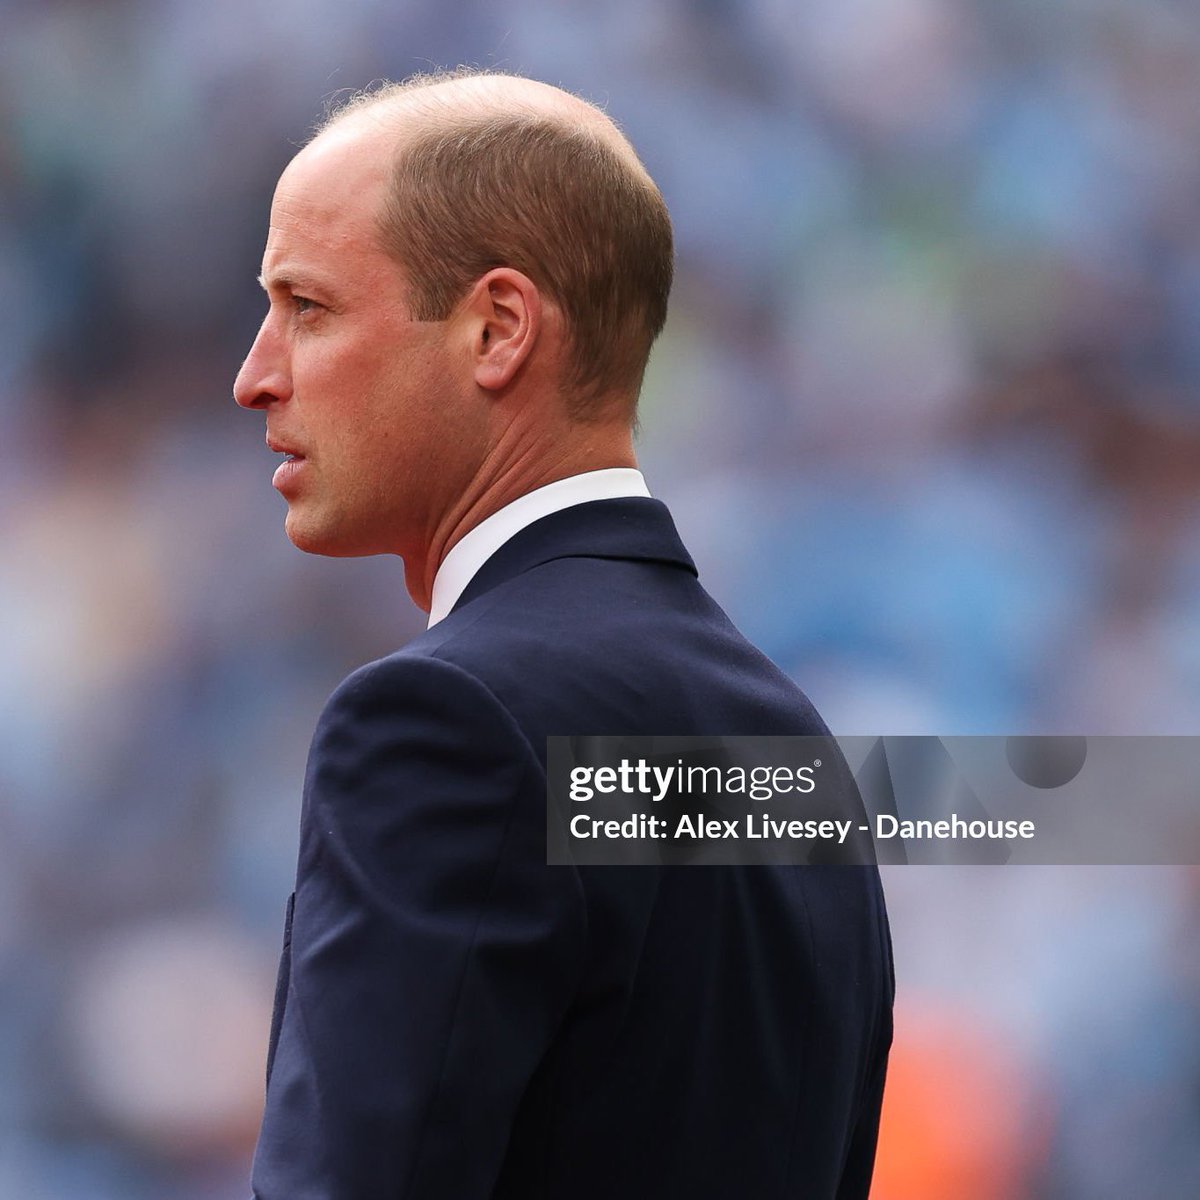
[305,327,457,473]
[370,349,447,441]
[300,345,389,442]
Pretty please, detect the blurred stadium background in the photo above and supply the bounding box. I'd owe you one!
[3,0,1200,1196]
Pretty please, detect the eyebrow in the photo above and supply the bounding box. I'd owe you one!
[258,271,322,294]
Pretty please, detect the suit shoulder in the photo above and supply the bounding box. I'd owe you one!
[387,560,831,741]
[318,648,536,761]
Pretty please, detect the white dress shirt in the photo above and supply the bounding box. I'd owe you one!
[427,468,651,627]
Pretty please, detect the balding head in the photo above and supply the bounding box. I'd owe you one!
[311,70,674,419]
[326,72,647,173]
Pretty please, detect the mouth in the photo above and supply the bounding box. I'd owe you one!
[267,435,306,462]
[267,436,308,492]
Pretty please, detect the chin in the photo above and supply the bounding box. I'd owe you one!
[284,510,384,558]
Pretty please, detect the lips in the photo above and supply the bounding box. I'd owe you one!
[266,435,307,462]
[267,434,308,493]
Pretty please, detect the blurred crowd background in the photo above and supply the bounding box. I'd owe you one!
[3,0,1200,1195]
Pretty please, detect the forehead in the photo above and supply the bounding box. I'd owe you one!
[262,123,395,276]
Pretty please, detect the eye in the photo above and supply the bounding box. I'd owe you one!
[291,294,320,315]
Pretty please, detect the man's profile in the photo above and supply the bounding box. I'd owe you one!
[235,69,893,1199]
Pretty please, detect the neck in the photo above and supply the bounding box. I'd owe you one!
[401,421,637,611]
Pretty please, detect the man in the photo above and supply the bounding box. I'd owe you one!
[235,70,893,1199]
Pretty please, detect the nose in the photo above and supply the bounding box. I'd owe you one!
[234,315,292,410]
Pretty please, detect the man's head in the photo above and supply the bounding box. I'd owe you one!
[234,70,673,600]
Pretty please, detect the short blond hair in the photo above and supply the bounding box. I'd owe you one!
[316,71,674,420]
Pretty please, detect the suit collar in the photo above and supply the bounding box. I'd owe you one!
[450,496,697,616]
[429,469,650,626]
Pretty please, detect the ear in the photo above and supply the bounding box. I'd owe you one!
[462,268,542,393]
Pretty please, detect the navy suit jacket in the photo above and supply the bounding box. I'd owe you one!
[252,497,893,1199]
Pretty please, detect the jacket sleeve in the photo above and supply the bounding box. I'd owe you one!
[251,653,587,1200]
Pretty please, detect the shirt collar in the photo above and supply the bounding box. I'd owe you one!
[427,468,651,627]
